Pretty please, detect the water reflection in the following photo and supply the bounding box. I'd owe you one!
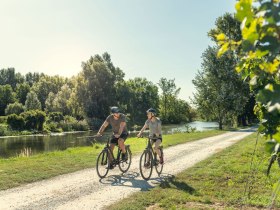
[0,121,218,158]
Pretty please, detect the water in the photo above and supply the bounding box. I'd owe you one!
[0,121,218,158]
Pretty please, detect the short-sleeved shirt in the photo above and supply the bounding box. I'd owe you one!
[105,113,127,134]
[145,117,162,137]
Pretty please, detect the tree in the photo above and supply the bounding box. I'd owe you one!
[158,78,182,123]
[76,53,125,119]
[192,46,249,129]
[25,91,42,111]
[15,82,30,104]
[0,85,16,116]
[0,68,24,89]
[116,78,159,126]
[217,0,280,141]
[31,75,66,110]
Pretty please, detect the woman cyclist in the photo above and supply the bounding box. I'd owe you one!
[137,108,164,164]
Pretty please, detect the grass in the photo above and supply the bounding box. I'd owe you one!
[106,132,280,210]
[0,129,225,190]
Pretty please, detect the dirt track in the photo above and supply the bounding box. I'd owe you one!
[0,128,255,210]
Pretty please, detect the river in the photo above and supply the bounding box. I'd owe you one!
[0,121,218,158]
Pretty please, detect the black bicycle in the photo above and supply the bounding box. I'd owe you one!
[139,137,164,180]
[267,143,280,176]
[96,136,132,178]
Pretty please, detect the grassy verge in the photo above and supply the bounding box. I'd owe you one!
[0,130,225,190]
[106,132,280,210]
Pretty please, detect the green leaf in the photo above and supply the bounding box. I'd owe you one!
[265,139,277,153]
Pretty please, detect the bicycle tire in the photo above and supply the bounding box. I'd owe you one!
[267,154,277,176]
[155,148,163,175]
[139,150,153,180]
[96,150,109,178]
[119,146,132,173]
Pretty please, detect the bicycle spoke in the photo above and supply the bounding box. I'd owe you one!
[139,150,153,180]
[96,150,109,178]
[119,146,132,173]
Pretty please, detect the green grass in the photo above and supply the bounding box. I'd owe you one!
[106,133,280,210]
[0,130,225,190]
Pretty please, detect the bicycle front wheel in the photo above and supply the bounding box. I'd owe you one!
[119,146,132,173]
[139,150,153,180]
[155,148,163,176]
[96,150,109,178]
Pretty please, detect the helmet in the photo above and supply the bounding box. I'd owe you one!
[146,108,156,115]
[110,106,120,113]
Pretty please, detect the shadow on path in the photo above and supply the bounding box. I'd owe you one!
[99,171,173,191]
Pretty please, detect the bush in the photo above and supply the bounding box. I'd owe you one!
[5,102,25,115]
[48,112,64,123]
[0,116,7,124]
[0,124,8,136]
[7,114,25,130]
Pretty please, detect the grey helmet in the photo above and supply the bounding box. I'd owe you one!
[146,108,156,115]
[110,106,120,113]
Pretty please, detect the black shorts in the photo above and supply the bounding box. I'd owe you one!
[110,132,129,144]
[150,137,162,143]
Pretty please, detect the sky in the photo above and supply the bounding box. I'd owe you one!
[0,0,236,102]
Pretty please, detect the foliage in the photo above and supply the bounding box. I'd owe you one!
[216,1,280,143]
[0,68,24,89]
[15,82,30,104]
[0,85,16,116]
[47,112,64,122]
[20,110,46,131]
[192,13,252,129]
[5,102,25,115]
[116,77,159,126]
[7,114,25,130]
[158,78,191,124]
[192,47,249,129]
[31,75,66,109]
[24,91,42,111]
[76,53,121,119]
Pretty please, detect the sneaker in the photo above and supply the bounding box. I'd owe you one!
[106,164,114,169]
[121,152,128,161]
[159,156,164,164]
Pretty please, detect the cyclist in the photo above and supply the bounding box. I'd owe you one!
[137,108,164,164]
[97,106,128,169]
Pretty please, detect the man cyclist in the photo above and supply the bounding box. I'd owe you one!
[97,106,128,169]
[137,108,164,164]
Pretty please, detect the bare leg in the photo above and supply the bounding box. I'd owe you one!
[154,139,162,158]
[118,138,126,154]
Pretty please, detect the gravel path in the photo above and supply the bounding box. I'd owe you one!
[0,128,255,210]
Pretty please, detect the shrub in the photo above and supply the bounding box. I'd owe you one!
[7,114,25,130]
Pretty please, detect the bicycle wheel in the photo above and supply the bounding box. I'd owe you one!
[155,148,163,175]
[119,146,132,173]
[139,150,153,180]
[267,154,277,176]
[96,150,109,178]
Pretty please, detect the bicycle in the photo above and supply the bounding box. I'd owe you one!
[139,136,164,180]
[96,136,132,179]
[267,142,280,176]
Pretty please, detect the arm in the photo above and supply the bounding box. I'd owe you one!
[137,124,148,137]
[117,121,126,136]
[156,121,162,137]
[97,121,109,136]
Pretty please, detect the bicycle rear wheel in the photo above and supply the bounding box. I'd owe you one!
[119,145,132,173]
[155,148,163,175]
[139,150,153,180]
[267,154,277,176]
[96,150,109,178]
